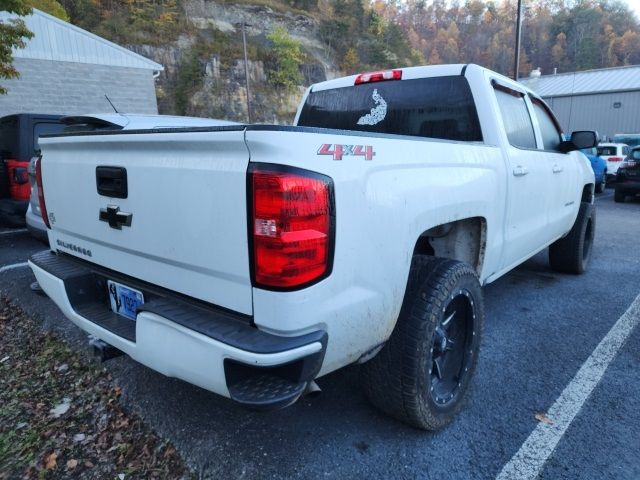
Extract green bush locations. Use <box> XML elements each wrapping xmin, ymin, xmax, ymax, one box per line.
<box><xmin>266</xmin><ymin>26</ymin><xmax>303</xmax><ymax>90</ymax></box>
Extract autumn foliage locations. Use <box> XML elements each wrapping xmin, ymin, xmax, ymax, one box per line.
<box><xmin>371</xmin><ymin>0</ymin><xmax>640</xmax><ymax>77</ymax></box>
<box><xmin>38</xmin><ymin>0</ymin><xmax>640</xmax><ymax>78</ymax></box>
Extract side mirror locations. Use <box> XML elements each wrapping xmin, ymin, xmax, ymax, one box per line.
<box><xmin>559</xmin><ymin>131</ymin><xmax>599</xmax><ymax>153</ymax></box>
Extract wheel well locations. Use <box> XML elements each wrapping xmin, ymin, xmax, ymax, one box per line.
<box><xmin>582</xmin><ymin>184</ymin><xmax>594</xmax><ymax>203</ymax></box>
<box><xmin>412</xmin><ymin>217</ymin><xmax>487</xmax><ymax>275</ymax></box>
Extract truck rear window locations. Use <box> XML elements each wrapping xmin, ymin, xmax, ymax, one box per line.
<box><xmin>297</xmin><ymin>76</ymin><xmax>482</xmax><ymax>142</ymax></box>
<box><xmin>597</xmin><ymin>147</ymin><xmax>617</xmax><ymax>156</ymax></box>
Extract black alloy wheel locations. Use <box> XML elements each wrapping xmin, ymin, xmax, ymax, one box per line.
<box><xmin>361</xmin><ymin>256</ymin><xmax>484</xmax><ymax>430</ymax></box>
<box><xmin>429</xmin><ymin>290</ymin><xmax>476</xmax><ymax>408</ymax></box>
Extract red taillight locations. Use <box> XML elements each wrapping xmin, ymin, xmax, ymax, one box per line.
<box><xmin>609</xmin><ymin>156</ymin><xmax>623</xmax><ymax>162</ymax></box>
<box><xmin>250</xmin><ymin>164</ymin><xmax>334</xmax><ymax>289</ymax></box>
<box><xmin>355</xmin><ymin>69</ymin><xmax>402</xmax><ymax>85</ymax></box>
<box><xmin>35</xmin><ymin>156</ymin><xmax>50</xmax><ymax>228</ymax></box>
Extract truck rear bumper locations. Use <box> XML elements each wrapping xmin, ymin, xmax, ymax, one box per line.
<box><xmin>615</xmin><ymin>180</ymin><xmax>640</xmax><ymax>194</ymax></box>
<box><xmin>29</xmin><ymin>250</ymin><xmax>327</xmax><ymax>409</ymax></box>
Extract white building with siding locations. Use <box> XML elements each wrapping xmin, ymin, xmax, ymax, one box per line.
<box><xmin>520</xmin><ymin>65</ymin><xmax>640</xmax><ymax>140</ymax></box>
<box><xmin>0</xmin><ymin>9</ymin><xmax>163</xmax><ymax>117</ymax></box>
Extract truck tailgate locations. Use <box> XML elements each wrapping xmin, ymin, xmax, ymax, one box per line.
<box><xmin>39</xmin><ymin>128</ymin><xmax>253</xmax><ymax>315</ymax></box>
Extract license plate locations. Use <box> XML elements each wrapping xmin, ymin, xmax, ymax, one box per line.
<box><xmin>107</xmin><ymin>280</ymin><xmax>144</xmax><ymax>321</ymax></box>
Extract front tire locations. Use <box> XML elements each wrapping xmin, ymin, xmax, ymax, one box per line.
<box><xmin>360</xmin><ymin>256</ymin><xmax>484</xmax><ymax>430</ymax></box>
<box><xmin>549</xmin><ymin>201</ymin><xmax>595</xmax><ymax>274</ymax></box>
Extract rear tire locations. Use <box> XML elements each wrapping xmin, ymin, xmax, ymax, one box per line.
<box><xmin>360</xmin><ymin>256</ymin><xmax>483</xmax><ymax>430</ymax></box>
<box><xmin>549</xmin><ymin>201</ymin><xmax>595</xmax><ymax>274</ymax></box>
<box><xmin>614</xmin><ymin>189</ymin><xmax>625</xmax><ymax>203</ymax></box>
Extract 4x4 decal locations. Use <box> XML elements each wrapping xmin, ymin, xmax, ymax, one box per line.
<box><xmin>318</xmin><ymin>144</ymin><xmax>375</xmax><ymax>161</ymax></box>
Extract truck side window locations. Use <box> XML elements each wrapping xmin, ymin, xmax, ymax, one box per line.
<box><xmin>530</xmin><ymin>98</ymin><xmax>562</xmax><ymax>151</ymax></box>
<box><xmin>493</xmin><ymin>87</ymin><xmax>536</xmax><ymax>149</ymax></box>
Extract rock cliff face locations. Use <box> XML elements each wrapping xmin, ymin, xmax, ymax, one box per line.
<box><xmin>130</xmin><ymin>0</ymin><xmax>340</xmax><ymax>124</ymax></box>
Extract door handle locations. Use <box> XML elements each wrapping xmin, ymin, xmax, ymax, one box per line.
<box><xmin>96</xmin><ymin>166</ymin><xmax>128</xmax><ymax>199</ymax></box>
<box><xmin>513</xmin><ymin>166</ymin><xmax>529</xmax><ymax>177</ymax></box>
<box><xmin>552</xmin><ymin>164</ymin><xmax>563</xmax><ymax>173</ymax></box>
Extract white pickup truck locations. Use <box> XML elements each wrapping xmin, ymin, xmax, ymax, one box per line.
<box><xmin>29</xmin><ymin>64</ymin><xmax>597</xmax><ymax>430</ymax></box>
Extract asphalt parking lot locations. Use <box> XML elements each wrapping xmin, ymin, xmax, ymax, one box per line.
<box><xmin>1</xmin><ymin>191</ymin><xmax>639</xmax><ymax>480</ymax></box>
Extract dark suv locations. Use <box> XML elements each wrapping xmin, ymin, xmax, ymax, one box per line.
<box><xmin>0</xmin><ymin>113</ymin><xmax>65</xmax><ymax>227</ymax></box>
<box><xmin>614</xmin><ymin>146</ymin><xmax>640</xmax><ymax>203</ymax></box>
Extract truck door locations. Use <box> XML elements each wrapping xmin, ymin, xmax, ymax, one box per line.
<box><xmin>492</xmin><ymin>83</ymin><xmax>556</xmax><ymax>270</ymax></box>
<box><xmin>528</xmin><ymin>96</ymin><xmax>579</xmax><ymax>238</ymax></box>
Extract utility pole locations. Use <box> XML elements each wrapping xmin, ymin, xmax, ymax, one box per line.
<box><xmin>513</xmin><ymin>0</ymin><xmax>523</xmax><ymax>80</ymax></box>
<box><xmin>240</xmin><ymin>22</ymin><xmax>252</xmax><ymax>124</ymax></box>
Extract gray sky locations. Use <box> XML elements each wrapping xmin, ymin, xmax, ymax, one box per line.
<box><xmin>623</xmin><ymin>0</ymin><xmax>640</xmax><ymax>20</ymax></box>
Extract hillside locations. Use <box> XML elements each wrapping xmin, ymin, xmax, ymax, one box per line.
<box><xmin>42</xmin><ymin>0</ymin><xmax>640</xmax><ymax>123</ymax></box>
<box><xmin>54</xmin><ymin>0</ymin><xmax>422</xmax><ymax>123</ymax></box>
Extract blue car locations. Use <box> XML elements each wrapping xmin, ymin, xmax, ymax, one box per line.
<box><xmin>580</xmin><ymin>147</ymin><xmax>607</xmax><ymax>193</ymax></box>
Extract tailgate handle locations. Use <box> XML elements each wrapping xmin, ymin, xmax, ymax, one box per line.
<box><xmin>96</xmin><ymin>166</ymin><xmax>128</xmax><ymax>199</ymax></box>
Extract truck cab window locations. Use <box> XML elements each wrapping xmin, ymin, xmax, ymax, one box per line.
<box><xmin>531</xmin><ymin>98</ymin><xmax>562</xmax><ymax>151</ymax></box>
<box><xmin>493</xmin><ymin>87</ymin><xmax>536</xmax><ymax>149</ymax></box>
<box><xmin>298</xmin><ymin>76</ymin><xmax>483</xmax><ymax>142</ymax></box>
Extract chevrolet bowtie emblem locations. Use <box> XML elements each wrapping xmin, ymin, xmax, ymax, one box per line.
<box><xmin>99</xmin><ymin>205</ymin><xmax>132</xmax><ymax>230</ymax></box>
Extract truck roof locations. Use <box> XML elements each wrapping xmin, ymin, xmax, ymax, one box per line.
<box><xmin>309</xmin><ymin>63</ymin><xmax>541</xmax><ymax>100</ymax></box>
<box><xmin>311</xmin><ymin>64</ymin><xmax>469</xmax><ymax>92</ymax></box>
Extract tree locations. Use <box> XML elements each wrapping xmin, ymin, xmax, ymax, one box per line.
<box><xmin>620</xmin><ymin>30</ymin><xmax>640</xmax><ymax>65</ymax></box>
<box><xmin>341</xmin><ymin>47</ymin><xmax>359</xmax><ymax>74</ymax></box>
<box><xmin>427</xmin><ymin>47</ymin><xmax>442</xmax><ymax>65</ymax></box>
<box><xmin>0</xmin><ymin>0</ymin><xmax>33</xmax><ymax>95</ymax></box>
<box><xmin>267</xmin><ymin>26</ymin><xmax>303</xmax><ymax>90</ymax></box>
<box><xmin>153</xmin><ymin>0</ymin><xmax>179</xmax><ymax>37</ymax></box>
<box><xmin>26</xmin><ymin>0</ymin><xmax>68</xmax><ymax>20</ymax></box>
<box><xmin>174</xmin><ymin>49</ymin><xmax>202</xmax><ymax>115</ymax></box>
<box><xmin>551</xmin><ymin>32</ymin><xmax>570</xmax><ymax>73</ymax></box>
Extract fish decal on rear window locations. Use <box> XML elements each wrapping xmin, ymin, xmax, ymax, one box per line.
<box><xmin>357</xmin><ymin>89</ymin><xmax>387</xmax><ymax>126</ymax></box>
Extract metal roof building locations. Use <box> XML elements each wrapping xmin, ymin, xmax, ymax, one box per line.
<box><xmin>520</xmin><ymin>65</ymin><xmax>640</xmax><ymax>140</ymax></box>
<box><xmin>0</xmin><ymin>9</ymin><xmax>163</xmax><ymax>117</ymax></box>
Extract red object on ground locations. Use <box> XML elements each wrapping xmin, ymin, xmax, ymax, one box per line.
<box><xmin>5</xmin><ymin>159</ymin><xmax>31</xmax><ymax>200</ymax></box>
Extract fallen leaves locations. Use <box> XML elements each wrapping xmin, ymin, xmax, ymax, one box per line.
<box><xmin>44</xmin><ymin>451</ymin><xmax>57</xmax><ymax>470</ymax></box>
<box><xmin>0</xmin><ymin>295</ymin><xmax>192</xmax><ymax>479</ymax></box>
<box><xmin>49</xmin><ymin>397</ymin><xmax>71</xmax><ymax>418</ymax></box>
<box><xmin>535</xmin><ymin>412</ymin><xmax>554</xmax><ymax>425</ymax></box>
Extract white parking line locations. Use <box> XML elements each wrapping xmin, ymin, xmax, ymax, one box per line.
<box><xmin>0</xmin><ymin>262</ymin><xmax>29</xmax><ymax>273</ymax></box>
<box><xmin>0</xmin><ymin>228</ymin><xmax>28</xmax><ymax>236</ymax></box>
<box><xmin>496</xmin><ymin>293</ymin><xmax>640</xmax><ymax>480</ymax></box>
